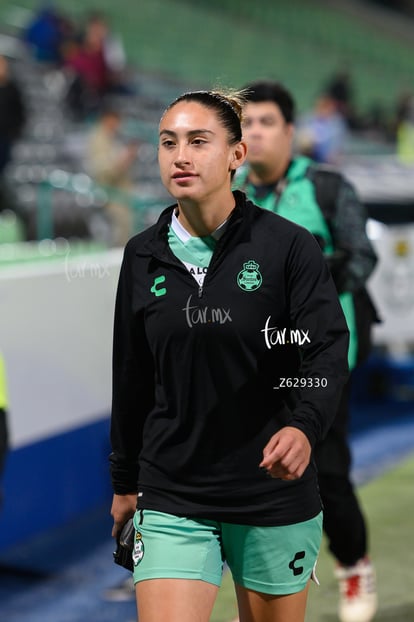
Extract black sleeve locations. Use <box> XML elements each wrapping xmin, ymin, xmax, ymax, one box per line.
<box><xmin>0</xmin><ymin>407</ymin><xmax>8</xmax><ymax>476</ymax></box>
<box><xmin>10</xmin><ymin>82</ymin><xmax>26</xmax><ymax>138</ymax></box>
<box><xmin>284</xmin><ymin>229</ymin><xmax>350</xmax><ymax>447</ymax></box>
<box><xmin>109</xmin><ymin>243</ymin><xmax>155</xmax><ymax>495</ymax></box>
<box><xmin>330</xmin><ymin>178</ymin><xmax>377</xmax><ymax>293</ymax></box>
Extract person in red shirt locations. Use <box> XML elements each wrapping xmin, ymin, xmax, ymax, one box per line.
<box><xmin>64</xmin><ymin>17</ymin><xmax>110</xmax><ymax>119</ymax></box>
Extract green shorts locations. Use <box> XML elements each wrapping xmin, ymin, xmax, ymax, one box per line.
<box><xmin>132</xmin><ymin>509</ymin><xmax>322</xmax><ymax>595</ymax></box>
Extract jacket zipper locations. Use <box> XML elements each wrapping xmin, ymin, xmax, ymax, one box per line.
<box><xmin>146</xmin><ymin>249</ymin><xmax>206</xmax><ymax>299</ymax></box>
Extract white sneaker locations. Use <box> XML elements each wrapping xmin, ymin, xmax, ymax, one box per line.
<box><xmin>335</xmin><ymin>557</ymin><xmax>377</xmax><ymax>622</ymax></box>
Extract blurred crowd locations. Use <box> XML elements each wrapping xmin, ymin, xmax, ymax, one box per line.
<box><xmin>0</xmin><ymin>4</ymin><xmax>143</xmax><ymax>247</ymax></box>
<box><xmin>295</xmin><ymin>67</ymin><xmax>414</xmax><ymax>166</ymax></box>
<box><xmin>1</xmin><ymin>3</ymin><xmax>414</xmax><ymax>248</ymax></box>
<box><xmin>23</xmin><ymin>5</ymin><xmax>133</xmax><ymax>119</ymax></box>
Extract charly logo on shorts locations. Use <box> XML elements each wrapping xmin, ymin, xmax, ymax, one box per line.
<box><xmin>289</xmin><ymin>550</ymin><xmax>305</xmax><ymax>576</ymax></box>
<box><xmin>133</xmin><ymin>531</ymin><xmax>145</xmax><ymax>566</ymax></box>
<box><xmin>237</xmin><ymin>260</ymin><xmax>262</xmax><ymax>292</ymax></box>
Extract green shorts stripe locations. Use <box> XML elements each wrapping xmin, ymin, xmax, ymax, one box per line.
<box><xmin>132</xmin><ymin>510</ymin><xmax>322</xmax><ymax>595</ymax></box>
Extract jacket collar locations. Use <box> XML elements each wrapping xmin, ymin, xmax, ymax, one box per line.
<box><xmin>138</xmin><ymin>190</ymin><xmax>253</xmax><ymax>259</ymax></box>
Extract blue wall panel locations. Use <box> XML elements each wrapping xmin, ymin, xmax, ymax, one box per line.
<box><xmin>0</xmin><ymin>416</ymin><xmax>113</xmax><ymax>552</ymax></box>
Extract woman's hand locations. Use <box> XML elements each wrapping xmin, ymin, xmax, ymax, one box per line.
<box><xmin>110</xmin><ymin>492</ymin><xmax>138</xmax><ymax>538</ymax></box>
<box><xmin>259</xmin><ymin>426</ymin><xmax>311</xmax><ymax>480</ymax></box>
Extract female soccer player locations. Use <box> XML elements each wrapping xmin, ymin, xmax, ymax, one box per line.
<box><xmin>109</xmin><ymin>89</ymin><xmax>349</xmax><ymax>622</ymax></box>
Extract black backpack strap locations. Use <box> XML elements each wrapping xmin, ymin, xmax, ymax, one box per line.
<box><xmin>306</xmin><ymin>165</ymin><xmax>342</xmax><ymax>237</ymax></box>
<box><xmin>307</xmin><ymin>164</ymin><xmax>380</xmax><ymax>365</ymax></box>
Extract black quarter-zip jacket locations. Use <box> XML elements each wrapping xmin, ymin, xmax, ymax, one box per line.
<box><xmin>110</xmin><ymin>191</ymin><xmax>349</xmax><ymax>526</ymax></box>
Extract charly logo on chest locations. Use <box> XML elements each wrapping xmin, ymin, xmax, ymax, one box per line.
<box><xmin>150</xmin><ymin>275</ymin><xmax>167</xmax><ymax>297</ymax></box>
